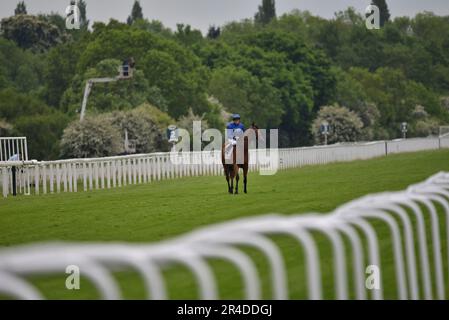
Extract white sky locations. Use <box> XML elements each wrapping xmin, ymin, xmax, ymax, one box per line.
<box><xmin>1</xmin><ymin>0</ymin><xmax>448</xmax><ymax>33</ymax></box>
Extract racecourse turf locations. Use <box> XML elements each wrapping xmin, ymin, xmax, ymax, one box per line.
<box><xmin>0</xmin><ymin>149</ymin><xmax>449</xmax><ymax>299</ymax></box>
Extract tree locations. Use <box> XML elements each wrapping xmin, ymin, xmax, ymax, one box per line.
<box><xmin>0</xmin><ymin>38</ymin><xmax>46</xmax><ymax>93</ymax></box>
<box><xmin>60</xmin><ymin>104</ymin><xmax>173</xmax><ymax>158</ymax></box>
<box><xmin>132</xmin><ymin>19</ymin><xmax>172</xmax><ymax>37</ymax></box>
<box><xmin>110</xmin><ymin>104</ymin><xmax>172</xmax><ymax>153</ymax></box>
<box><xmin>60</xmin><ymin>115</ymin><xmax>124</xmax><ymax>158</ymax></box>
<box><xmin>0</xmin><ymin>88</ymin><xmax>68</xmax><ymax>159</ymax></box>
<box><xmin>413</xmin><ymin>118</ymin><xmax>440</xmax><ymax>137</ymax></box>
<box><xmin>177</xmin><ymin>108</ymin><xmax>209</xmax><ymax>149</ymax></box>
<box><xmin>61</xmin><ymin>58</ymin><xmax>152</xmax><ymax>115</ymax></box>
<box><xmin>371</xmin><ymin>0</ymin><xmax>391</xmax><ymax>27</ymax></box>
<box><xmin>0</xmin><ymin>88</ymin><xmax>50</xmax><ymax>121</ymax></box>
<box><xmin>14</xmin><ymin>1</ymin><xmax>27</xmax><ymax>15</ymax></box>
<box><xmin>209</xmin><ymin>66</ymin><xmax>283</xmax><ymax>129</ymax></box>
<box><xmin>78</xmin><ymin>0</ymin><xmax>89</xmax><ymax>30</ymax></box>
<box><xmin>127</xmin><ymin>0</ymin><xmax>144</xmax><ymax>25</ymax></box>
<box><xmin>0</xmin><ymin>15</ymin><xmax>63</xmax><ymax>52</ymax></box>
<box><xmin>255</xmin><ymin>0</ymin><xmax>276</xmax><ymax>25</ymax></box>
<box><xmin>76</xmin><ymin>22</ymin><xmax>210</xmax><ymax>119</ymax></box>
<box><xmin>312</xmin><ymin>105</ymin><xmax>364</xmax><ymax>145</ymax></box>
<box><xmin>44</xmin><ymin>41</ymin><xmax>84</xmax><ymax>108</ymax></box>
<box><xmin>38</xmin><ymin>13</ymin><xmax>67</xmax><ymax>34</ymax></box>
<box><xmin>175</xmin><ymin>24</ymin><xmax>204</xmax><ymax>47</ymax></box>
<box><xmin>207</xmin><ymin>26</ymin><xmax>221</xmax><ymax>39</ymax></box>
<box><xmin>15</xmin><ymin>112</ymin><xmax>69</xmax><ymax>160</ymax></box>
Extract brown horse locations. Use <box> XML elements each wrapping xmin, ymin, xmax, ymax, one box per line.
<box><xmin>221</xmin><ymin>124</ymin><xmax>260</xmax><ymax>194</ymax></box>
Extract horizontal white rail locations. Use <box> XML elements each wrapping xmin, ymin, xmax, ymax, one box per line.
<box><xmin>386</xmin><ymin>137</ymin><xmax>440</xmax><ymax>154</ymax></box>
<box><xmin>0</xmin><ymin>171</ymin><xmax>448</xmax><ymax>300</ymax></box>
<box><xmin>1</xmin><ymin>136</ymin><xmax>448</xmax><ymax>198</ymax></box>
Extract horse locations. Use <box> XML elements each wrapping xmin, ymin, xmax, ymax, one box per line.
<box><xmin>221</xmin><ymin>123</ymin><xmax>260</xmax><ymax>195</ymax></box>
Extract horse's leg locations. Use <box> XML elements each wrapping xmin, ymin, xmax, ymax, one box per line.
<box><xmin>235</xmin><ymin>167</ymin><xmax>240</xmax><ymax>195</ymax></box>
<box><xmin>243</xmin><ymin>165</ymin><xmax>248</xmax><ymax>194</ymax></box>
<box><xmin>243</xmin><ymin>137</ymin><xmax>249</xmax><ymax>194</ymax></box>
<box><xmin>230</xmin><ymin>173</ymin><xmax>234</xmax><ymax>195</ymax></box>
<box><xmin>225</xmin><ymin>168</ymin><xmax>232</xmax><ymax>194</ymax></box>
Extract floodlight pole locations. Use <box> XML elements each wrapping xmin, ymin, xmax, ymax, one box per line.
<box><xmin>167</xmin><ymin>125</ymin><xmax>179</xmax><ymax>152</ymax></box>
<box><xmin>79</xmin><ymin>65</ymin><xmax>134</xmax><ymax>122</ymax></box>
<box><xmin>80</xmin><ymin>77</ymin><xmax>118</xmax><ymax>122</ymax></box>
<box><xmin>321</xmin><ymin>121</ymin><xmax>330</xmax><ymax>146</ymax></box>
<box><xmin>401</xmin><ymin>122</ymin><xmax>408</xmax><ymax>140</ymax></box>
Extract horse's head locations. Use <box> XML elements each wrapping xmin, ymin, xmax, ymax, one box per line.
<box><xmin>244</xmin><ymin>122</ymin><xmax>264</xmax><ymax>144</ymax></box>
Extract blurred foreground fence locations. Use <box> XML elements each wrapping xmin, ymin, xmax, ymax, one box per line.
<box><xmin>1</xmin><ymin>135</ymin><xmax>449</xmax><ymax>198</ymax></box>
<box><xmin>0</xmin><ymin>171</ymin><xmax>448</xmax><ymax>300</ymax></box>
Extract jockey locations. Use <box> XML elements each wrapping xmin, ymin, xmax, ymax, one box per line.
<box><xmin>225</xmin><ymin>114</ymin><xmax>245</xmax><ymax>159</ymax></box>
<box><xmin>227</xmin><ymin>114</ymin><xmax>245</xmax><ymax>145</ymax></box>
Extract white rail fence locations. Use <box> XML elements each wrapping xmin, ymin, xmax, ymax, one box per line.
<box><xmin>1</xmin><ymin>135</ymin><xmax>448</xmax><ymax>198</ymax></box>
<box><xmin>0</xmin><ymin>171</ymin><xmax>448</xmax><ymax>300</ymax></box>
<box><xmin>0</xmin><ymin>137</ymin><xmax>28</xmax><ymax>162</ymax></box>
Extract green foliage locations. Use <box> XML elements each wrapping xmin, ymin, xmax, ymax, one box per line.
<box><xmin>0</xmin><ymin>14</ymin><xmax>64</xmax><ymax>52</ymax></box>
<box><xmin>44</xmin><ymin>41</ymin><xmax>84</xmax><ymax>108</ymax></box>
<box><xmin>177</xmin><ymin>108</ymin><xmax>209</xmax><ymax>138</ymax></box>
<box><xmin>209</xmin><ymin>66</ymin><xmax>283</xmax><ymax>129</ymax></box>
<box><xmin>207</xmin><ymin>26</ymin><xmax>221</xmax><ymax>39</ymax></box>
<box><xmin>77</xmin><ymin>0</ymin><xmax>89</xmax><ymax>30</ymax></box>
<box><xmin>61</xmin><ymin>58</ymin><xmax>152</xmax><ymax>114</ymax></box>
<box><xmin>371</xmin><ymin>0</ymin><xmax>391</xmax><ymax>27</ymax></box>
<box><xmin>0</xmin><ymin>88</ymin><xmax>50</xmax><ymax>121</ymax></box>
<box><xmin>142</xmin><ymin>49</ymin><xmax>191</xmax><ymax>115</ymax></box>
<box><xmin>204</xmin><ymin>97</ymin><xmax>226</xmax><ymax>130</ymax></box>
<box><xmin>127</xmin><ymin>0</ymin><xmax>144</xmax><ymax>26</ymax></box>
<box><xmin>175</xmin><ymin>24</ymin><xmax>204</xmax><ymax>47</ymax></box>
<box><xmin>14</xmin><ymin>1</ymin><xmax>27</xmax><ymax>15</ymax></box>
<box><xmin>135</xmin><ymin>103</ymin><xmax>176</xmax><ymax>130</ymax></box>
<box><xmin>199</xmin><ymin>27</ymin><xmax>335</xmax><ymax>145</ymax></box>
<box><xmin>0</xmin><ymin>38</ymin><xmax>46</xmax><ymax>93</ymax></box>
<box><xmin>0</xmin><ymin>88</ymin><xmax>68</xmax><ymax>159</ymax></box>
<box><xmin>131</xmin><ymin>19</ymin><xmax>172</xmax><ymax>38</ymax></box>
<box><xmin>347</xmin><ymin>67</ymin><xmax>447</xmax><ymax>137</ymax></box>
<box><xmin>413</xmin><ymin>118</ymin><xmax>440</xmax><ymax>137</ymax></box>
<box><xmin>77</xmin><ymin>22</ymin><xmax>209</xmax><ymax>119</ymax></box>
<box><xmin>37</xmin><ymin>13</ymin><xmax>67</xmax><ymax>35</ymax></box>
<box><xmin>409</xmin><ymin>105</ymin><xmax>442</xmax><ymax>137</ymax></box>
<box><xmin>14</xmin><ymin>112</ymin><xmax>69</xmax><ymax>160</ymax></box>
<box><xmin>255</xmin><ymin>0</ymin><xmax>276</xmax><ymax>25</ymax></box>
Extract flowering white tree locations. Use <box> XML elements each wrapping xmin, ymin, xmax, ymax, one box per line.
<box><xmin>312</xmin><ymin>105</ymin><xmax>364</xmax><ymax>145</ymax></box>
<box><xmin>60</xmin><ymin>114</ymin><xmax>124</xmax><ymax>158</ymax></box>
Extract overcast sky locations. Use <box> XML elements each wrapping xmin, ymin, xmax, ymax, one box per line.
<box><xmin>1</xmin><ymin>0</ymin><xmax>449</xmax><ymax>33</ymax></box>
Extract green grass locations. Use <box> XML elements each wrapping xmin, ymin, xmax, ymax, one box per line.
<box><xmin>1</xmin><ymin>149</ymin><xmax>449</xmax><ymax>300</ymax></box>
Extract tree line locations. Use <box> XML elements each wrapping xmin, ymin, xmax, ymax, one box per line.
<box><xmin>0</xmin><ymin>0</ymin><xmax>448</xmax><ymax>159</ymax></box>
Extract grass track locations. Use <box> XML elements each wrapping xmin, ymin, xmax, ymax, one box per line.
<box><xmin>1</xmin><ymin>149</ymin><xmax>449</xmax><ymax>299</ymax></box>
